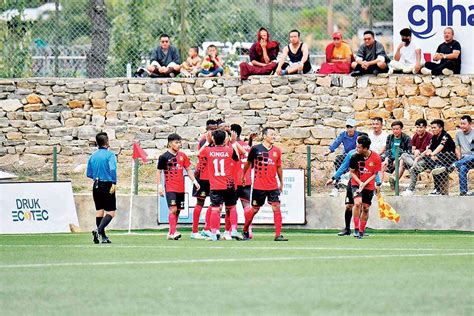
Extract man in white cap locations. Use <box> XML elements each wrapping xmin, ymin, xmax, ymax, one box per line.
<box><xmin>324</xmin><ymin>118</ymin><xmax>360</xmax><ymax>196</ymax></box>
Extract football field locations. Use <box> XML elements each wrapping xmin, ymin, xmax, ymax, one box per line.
<box><xmin>1</xmin><ymin>231</ymin><xmax>473</xmax><ymax>315</ymax></box>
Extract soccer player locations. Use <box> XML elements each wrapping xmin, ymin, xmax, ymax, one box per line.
<box><xmin>158</xmin><ymin>134</ymin><xmax>200</xmax><ymax>240</ymax></box>
<box><xmin>230</xmin><ymin>124</ymin><xmax>257</xmax><ymax>238</ymax></box>
<box><xmin>199</xmin><ymin>130</ymin><xmax>241</xmax><ymax>241</ymax></box>
<box><xmin>87</xmin><ymin>132</ymin><xmax>117</xmax><ymax>244</ymax></box>
<box><xmin>349</xmin><ymin>135</ymin><xmax>382</xmax><ymax>239</ymax></box>
<box><xmin>326</xmin><ymin>133</ymin><xmax>382</xmax><ymax>236</ymax></box>
<box><xmin>241</xmin><ymin>127</ymin><xmax>288</xmax><ymax>241</ymax></box>
<box><xmin>191</xmin><ymin>119</ymin><xmax>217</xmax><ymax>239</ymax></box>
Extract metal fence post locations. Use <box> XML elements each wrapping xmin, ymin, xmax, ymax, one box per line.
<box><xmin>306</xmin><ymin>145</ymin><xmax>312</xmax><ymax>196</ymax></box>
<box><xmin>133</xmin><ymin>158</ymin><xmax>139</xmax><ymax>195</ymax></box>
<box><xmin>394</xmin><ymin>143</ymin><xmax>400</xmax><ymax>196</ymax></box>
<box><xmin>53</xmin><ymin>146</ymin><xmax>58</xmax><ymax>181</ymax></box>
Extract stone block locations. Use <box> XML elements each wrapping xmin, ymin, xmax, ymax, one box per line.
<box><xmin>36</xmin><ymin>119</ymin><xmax>62</xmax><ymax>129</ymax></box>
<box><xmin>310</xmin><ymin>126</ymin><xmax>336</xmax><ymax>139</ymax></box>
<box><xmin>128</xmin><ymin>83</ymin><xmax>143</xmax><ymax>94</ymax></box>
<box><xmin>91</xmin><ymin>99</ymin><xmax>107</xmax><ymax>109</ymax></box>
<box><xmin>27</xmin><ymin>94</ymin><xmax>42</xmax><ymax>104</ymax></box>
<box><xmin>366</xmin><ymin>99</ymin><xmax>379</xmax><ymax>110</ymax></box>
<box><xmin>24</xmin><ymin>104</ymin><xmax>43</xmax><ymax>112</ymax></box>
<box><xmin>280</xmin><ymin>128</ymin><xmax>311</xmax><ymax>139</ymax></box>
<box><xmin>408</xmin><ymin>96</ymin><xmax>428</xmax><ymax>106</ymax></box>
<box><xmin>0</xmin><ymin>99</ymin><xmax>23</xmax><ymax>112</ymax></box>
<box><xmin>428</xmin><ymin>97</ymin><xmax>447</xmax><ymax>109</ymax></box>
<box><xmin>419</xmin><ymin>83</ymin><xmax>436</xmax><ymax>96</ymax></box>
<box><xmin>122</xmin><ymin>101</ymin><xmax>142</xmax><ymax>112</ymax></box>
<box><xmin>249</xmin><ymin>100</ymin><xmax>266</xmax><ymax>109</ymax></box>
<box><xmin>435</xmin><ymin>87</ymin><xmax>450</xmax><ymax>97</ymax></box>
<box><xmin>168</xmin><ymin>82</ymin><xmax>184</xmax><ymax>95</ymax></box>
<box><xmin>69</xmin><ymin>100</ymin><xmax>85</xmax><ymax>109</ymax></box>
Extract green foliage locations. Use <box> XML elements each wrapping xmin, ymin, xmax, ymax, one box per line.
<box><xmin>0</xmin><ymin>2</ymin><xmax>33</xmax><ymax>78</ymax></box>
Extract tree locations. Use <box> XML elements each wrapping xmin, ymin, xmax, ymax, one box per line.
<box><xmin>86</xmin><ymin>0</ymin><xmax>110</xmax><ymax>77</ymax></box>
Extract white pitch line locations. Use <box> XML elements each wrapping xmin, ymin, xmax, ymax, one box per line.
<box><xmin>0</xmin><ymin>244</ymin><xmax>473</xmax><ymax>252</ymax></box>
<box><xmin>0</xmin><ymin>252</ymin><xmax>472</xmax><ymax>269</ymax></box>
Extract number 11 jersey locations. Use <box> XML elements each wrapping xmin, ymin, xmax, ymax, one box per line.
<box><xmin>201</xmin><ymin>145</ymin><xmax>240</xmax><ymax>190</ymax></box>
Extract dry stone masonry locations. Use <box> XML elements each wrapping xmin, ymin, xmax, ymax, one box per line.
<box><xmin>0</xmin><ymin>75</ymin><xmax>472</xmax><ymax>184</ymax></box>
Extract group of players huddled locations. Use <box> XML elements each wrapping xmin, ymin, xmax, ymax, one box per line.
<box><xmin>157</xmin><ymin>119</ymin><xmax>288</xmax><ymax>242</ymax></box>
<box><xmin>88</xmin><ymin>118</ymin><xmax>381</xmax><ymax>243</ymax></box>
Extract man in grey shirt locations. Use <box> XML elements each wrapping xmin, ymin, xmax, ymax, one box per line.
<box><xmin>351</xmin><ymin>30</ymin><xmax>389</xmax><ymax>76</ymax></box>
<box><xmin>453</xmin><ymin>115</ymin><xmax>473</xmax><ymax>195</ymax></box>
<box><xmin>146</xmin><ymin>34</ymin><xmax>181</xmax><ymax>77</ymax></box>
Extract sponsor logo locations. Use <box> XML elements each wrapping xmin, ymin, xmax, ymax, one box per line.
<box><xmin>408</xmin><ymin>0</ymin><xmax>474</xmax><ymax>39</ymax></box>
<box><xmin>12</xmin><ymin>198</ymin><xmax>49</xmax><ymax>222</ymax></box>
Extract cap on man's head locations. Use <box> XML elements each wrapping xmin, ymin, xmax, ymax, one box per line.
<box><xmin>346</xmin><ymin>118</ymin><xmax>356</xmax><ymax>127</ymax></box>
<box><xmin>332</xmin><ymin>32</ymin><xmax>342</xmax><ymax>39</ymax></box>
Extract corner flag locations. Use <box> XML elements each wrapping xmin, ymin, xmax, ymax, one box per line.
<box><xmin>132</xmin><ymin>142</ymin><xmax>148</xmax><ymax>163</ymax></box>
<box><xmin>377</xmin><ymin>193</ymin><xmax>400</xmax><ymax>223</ymax></box>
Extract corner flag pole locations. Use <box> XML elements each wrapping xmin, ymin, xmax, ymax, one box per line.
<box><xmin>127</xmin><ymin>158</ymin><xmax>136</xmax><ymax>234</ymax></box>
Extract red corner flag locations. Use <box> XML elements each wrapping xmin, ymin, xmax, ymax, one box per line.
<box><xmin>132</xmin><ymin>142</ymin><xmax>148</xmax><ymax>163</ymax></box>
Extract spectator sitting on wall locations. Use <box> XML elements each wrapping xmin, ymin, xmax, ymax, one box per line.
<box><xmin>399</xmin><ymin>118</ymin><xmax>433</xmax><ymax>182</ymax></box>
<box><xmin>421</xmin><ymin>27</ymin><xmax>461</xmax><ymax>76</ymax></box>
<box><xmin>239</xmin><ymin>27</ymin><xmax>280</xmax><ymax>80</ymax></box>
<box><xmin>402</xmin><ymin>119</ymin><xmax>457</xmax><ymax>196</ymax></box>
<box><xmin>323</xmin><ymin>118</ymin><xmax>360</xmax><ymax>196</ymax></box>
<box><xmin>275</xmin><ymin>29</ymin><xmax>312</xmax><ymax>75</ymax></box>
<box><xmin>351</xmin><ymin>30</ymin><xmax>389</xmax><ymax>76</ymax></box>
<box><xmin>318</xmin><ymin>31</ymin><xmax>353</xmax><ymax>75</ymax></box>
<box><xmin>180</xmin><ymin>46</ymin><xmax>202</xmax><ymax>78</ymax></box>
<box><xmin>381</xmin><ymin>120</ymin><xmax>412</xmax><ymax>189</ymax></box>
<box><xmin>199</xmin><ymin>45</ymin><xmax>224</xmax><ymax>77</ymax></box>
<box><xmin>389</xmin><ymin>28</ymin><xmax>424</xmax><ymax>74</ymax></box>
<box><xmin>146</xmin><ymin>34</ymin><xmax>181</xmax><ymax>77</ymax></box>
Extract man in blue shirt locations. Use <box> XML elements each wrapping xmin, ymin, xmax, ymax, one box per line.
<box><xmin>326</xmin><ymin>132</ymin><xmax>382</xmax><ymax>236</ymax></box>
<box><xmin>87</xmin><ymin>132</ymin><xmax>117</xmax><ymax>244</ymax></box>
<box><xmin>324</xmin><ymin>118</ymin><xmax>360</xmax><ymax>196</ymax></box>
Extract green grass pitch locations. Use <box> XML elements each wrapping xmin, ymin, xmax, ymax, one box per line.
<box><xmin>1</xmin><ymin>231</ymin><xmax>473</xmax><ymax>315</ymax></box>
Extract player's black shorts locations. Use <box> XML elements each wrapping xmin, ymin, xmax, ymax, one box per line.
<box><xmin>351</xmin><ymin>186</ymin><xmax>374</xmax><ymax>206</ymax></box>
<box><xmin>192</xmin><ymin>179</ymin><xmax>210</xmax><ymax>199</ymax></box>
<box><xmin>92</xmin><ymin>181</ymin><xmax>116</xmax><ymax>212</ymax></box>
<box><xmin>237</xmin><ymin>185</ymin><xmax>251</xmax><ymax>202</ymax></box>
<box><xmin>210</xmin><ymin>189</ymin><xmax>237</xmax><ymax>207</ymax></box>
<box><xmin>345</xmin><ymin>182</ymin><xmax>354</xmax><ymax>205</ymax></box>
<box><xmin>165</xmin><ymin>192</ymin><xmax>185</xmax><ymax>210</ymax></box>
<box><xmin>251</xmin><ymin>189</ymin><xmax>280</xmax><ymax>207</ymax></box>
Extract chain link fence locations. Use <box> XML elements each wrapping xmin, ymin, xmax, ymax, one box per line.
<box><xmin>1</xmin><ymin>0</ymin><xmax>394</xmax><ymax>78</ymax></box>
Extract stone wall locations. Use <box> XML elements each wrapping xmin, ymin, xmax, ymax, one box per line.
<box><xmin>0</xmin><ymin>75</ymin><xmax>473</xmax><ymax>185</ymax></box>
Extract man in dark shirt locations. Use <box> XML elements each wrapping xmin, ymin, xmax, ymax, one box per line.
<box><xmin>351</xmin><ymin>30</ymin><xmax>390</xmax><ymax>76</ymax></box>
<box><xmin>86</xmin><ymin>132</ymin><xmax>117</xmax><ymax>244</ymax></box>
<box><xmin>421</xmin><ymin>27</ymin><xmax>461</xmax><ymax>76</ymax></box>
<box><xmin>146</xmin><ymin>34</ymin><xmax>181</xmax><ymax>77</ymax></box>
<box><xmin>403</xmin><ymin>119</ymin><xmax>456</xmax><ymax>196</ymax></box>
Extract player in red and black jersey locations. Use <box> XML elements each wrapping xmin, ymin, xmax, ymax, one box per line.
<box><xmin>229</xmin><ymin>124</ymin><xmax>257</xmax><ymax>237</ymax></box>
<box><xmin>349</xmin><ymin>135</ymin><xmax>382</xmax><ymax>239</ymax></box>
<box><xmin>158</xmin><ymin>134</ymin><xmax>200</xmax><ymax>240</ymax></box>
<box><xmin>242</xmin><ymin>127</ymin><xmax>288</xmax><ymax>241</ymax></box>
<box><xmin>199</xmin><ymin>129</ymin><xmax>241</xmax><ymax>241</ymax></box>
<box><xmin>191</xmin><ymin>120</ymin><xmax>217</xmax><ymax>239</ymax></box>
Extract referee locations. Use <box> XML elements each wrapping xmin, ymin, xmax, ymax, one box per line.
<box><xmin>86</xmin><ymin>132</ymin><xmax>117</xmax><ymax>244</ymax></box>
